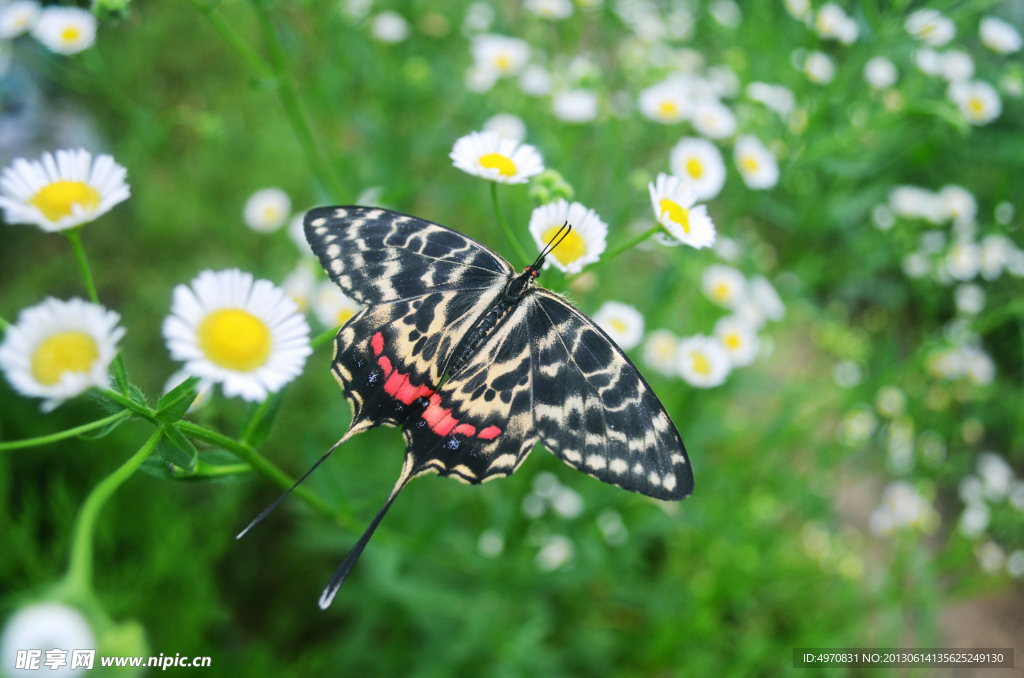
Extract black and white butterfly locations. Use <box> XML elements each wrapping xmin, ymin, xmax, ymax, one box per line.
<box><xmin>239</xmin><ymin>206</ymin><xmax>692</xmax><ymax>609</ymax></box>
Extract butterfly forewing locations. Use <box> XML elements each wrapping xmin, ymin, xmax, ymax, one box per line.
<box><xmin>528</xmin><ymin>290</ymin><xmax>693</xmax><ymax>500</ymax></box>
<box><xmin>401</xmin><ymin>301</ymin><xmax>538</xmax><ymax>483</ymax></box>
<box><xmin>305</xmin><ymin>206</ymin><xmax>514</xmax><ymax>306</ymax></box>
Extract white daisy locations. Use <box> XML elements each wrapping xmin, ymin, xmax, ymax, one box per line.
<box><xmin>980</xmin><ymin>234</ymin><xmax>1013</xmax><ymax>280</ymax></box>
<box><xmin>0</xmin><ymin>149</ymin><xmax>129</xmax><ymax>232</ymax></box>
<box><xmin>472</xmin><ymin>34</ymin><xmax>530</xmax><ymax>77</ymax></box>
<box><xmin>449</xmin><ymin>130</ymin><xmax>544</xmax><ymax>184</ymax></box>
<box><xmin>940</xmin><ymin>185</ymin><xmax>976</xmax><ymax>224</ymax></box>
<box><xmin>243</xmin><ymin>187</ymin><xmax>290</xmax><ymax>233</ymax></box>
<box><xmin>676</xmin><ymin>335</ymin><xmax>731</xmax><ymax>388</ymax></box>
<box><xmin>954</xmin><ymin>284</ymin><xmax>985</xmax><ymax>316</ymax></box>
<box><xmin>483</xmin><ymin>113</ymin><xmax>527</xmax><ymax>142</ymax></box>
<box><xmin>914</xmin><ymin>47</ymin><xmax>945</xmax><ymax>75</ymax></box>
<box><xmin>948</xmin><ymin>80</ymin><xmax>1002</xmax><ymax>125</ymax></box>
<box><xmin>552</xmin><ymin>89</ymin><xmax>599</xmax><ymax>123</ymax></box>
<box><xmin>889</xmin><ymin>186</ymin><xmax>945</xmax><ymax>222</ymax></box>
<box><xmin>784</xmin><ymin>0</ymin><xmax>811</xmax><ymax>21</ymax></box>
<box><xmin>0</xmin><ymin>603</ymin><xmax>96</xmax><ymax>673</ymax></box>
<box><xmin>941</xmin><ymin>50</ymin><xmax>974</xmax><ymax>83</ymax></box>
<box><xmin>288</xmin><ymin>212</ymin><xmax>315</xmax><ymax>257</ymax></box>
<box><xmin>647</xmin><ymin>173</ymin><xmax>715</xmax><ymax>249</ymax></box>
<box><xmin>528</xmin><ymin>199</ymin><xmax>607</xmax><ymax>274</ymax></box>
<box><xmin>525</xmin><ymin>0</ymin><xmax>573</xmax><ymax>20</ymax></box>
<box><xmin>803</xmin><ymin>51</ymin><xmax>835</xmax><ymax>84</ymax></box>
<box><xmin>749</xmin><ymin>275</ymin><xmax>785</xmax><ymax>321</ymax></box>
<box><xmin>281</xmin><ymin>263</ymin><xmax>317</xmax><ymax>312</ymax></box>
<box><xmin>905</xmin><ymin>8</ymin><xmax>955</xmax><ymax>47</ymax></box>
<box><xmin>163</xmin><ymin>369</ymin><xmax>214</xmax><ymax>413</ymax></box>
<box><xmin>714</xmin><ymin>315</ymin><xmax>760</xmax><ymax>367</ymax></box>
<box><xmin>0</xmin><ymin>1</ymin><xmax>40</xmax><ymax>38</ymax></box>
<box><xmin>946</xmin><ymin>241</ymin><xmax>980</xmax><ymax>280</ymax></box>
<box><xmin>708</xmin><ymin>0</ymin><xmax>741</xmax><ymax>28</ymax></box>
<box><xmin>314</xmin><ymin>281</ymin><xmax>364</xmax><ymax>328</ymax></box>
<box><xmin>593</xmin><ymin>301</ymin><xmax>644</xmax><ymax>351</ymax></box>
<box><xmin>745</xmin><ymin>82</ymin><xmax>795</xmax><ymax>118</ymax></box>
<box><xmin>734</xmin><ymin>135</ymin><xmax>779</xmax><ymax>190</ymax></box>
<box><xmin>464</xmin><ymin>64</ymin><xmax>499</xmax><ymax>93</ymax></box>
<box><xmin>864</xmin><ymin>57</ymin><xmax>898</xmax><ymax>89</ymax></box>
<box><xmin>519</xmin><ymin>64</ymin><xmax>553</xmax><ymax>96</ymax></box>
<box><xmin>814</xmin><ymin>4</ymin><xmax>858</xmax><ymax>44</ymax></box>
<box><xmin>162</xmin><ymin>269</ymin><xmax>312</xmax><ymax>402</ymax></box>
<box><xmin>702</xmin><ymin>264</ymin><xmax>746</xmax><ymax>309</ymax></box>
<box><xmin>31</xmin><ymin>6</ymin><xmax>96</xmax><ymax>55</ymax></box>
<box><xmin>370</xmin><ymin>11</ymin><xmax>409</xmax><ymax>42</ymax></box>
<box><xmin>669</xmin><ymin>137</ymin><xmax>726</xmax><ymax>201</ymax></box>
<box><xmin>980</xmin><ymin>17</ymin><xmax>1022</xmax><ymax>55</ymax></box>
<box><xmin>642</xmin><ymin>329</ymin><xmax>679</xmax><ymax>377</ymax></box>
<box><xmin>638</xmin><ymin>81</ymin><xmax>690</xmax><ymax>124</ymax></box>
<box><xmin>0</xmin><ymin>298</ymin><xmax>124</xmax><ymax>412</ymax></box>
<box><xmin>690</xmin><ymin>99</ymin><xmax>737</xmax><ymax>139</ymax></box>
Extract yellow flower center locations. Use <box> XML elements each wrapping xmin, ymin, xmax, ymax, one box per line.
<box><xmin>657</xmin><ymin>100</ymin><xmax>679</xmax><ymax>119</ymax></box>
<box><xmin>740</xmin><ymin>155</ymin><xmax>759</xmax><ymax>173</ymax></box>
<box><xmin>724</xmin><ymin>332</ymin><xmax>741</xmax><ymax>349</ymax></box>
<box><xmin>495</xmin><ymin>54</ymin><xmax>512</xmax><ymax>72</ymax></box>
<box><xmin>336</xmin><ymin>307</ymin><xmax>356</xmax><ymax>326</ymax></box>
<box><xmin>685</xmin><ymin>157</ymin><xmax>704</xmax><ymax>179</ymax></box>
<box><xmin>542</xmin><ymin>225</ymin><xmax>587</xmax><ymax>265</ymax></box>
<box><xmin>659</xmin><ymin>198</ymin><xmax>690</xmax><ymax>233</ymax></box>
<box><xmin>479</xmin><ymin>153</ymin><xmax>517</xmax><ymax>177</ymax></box>
<box><xmin>198</xmin><ymin>309</ymin><xmax>272</xmax><ymax>371</ymax></box>
<box><xmin>29</xmin><ymin>181</ymin><xmax>101</xmax><ymax>222</ymax></box>
<box><xmin>712</xmin><ymin>282</ymin><xmax>732</xmax><ymax>302</ymax></box>
<box><xmin>967</xmin><ymin>97</ymin><xmax>984</xmax><ymax>115</ymax></box>
<box><xmin>691</xmin><ymin>352</ymin><xmax>712</xmax><ymax>376</ymax></box>
<box><xmin>919</xmin><ymin>23</ymin><xmax>935</xmax><ymax>37</ymax></box>
<box><xmin>31</xmin><ymin>331</ymin><xmax>99</xmax><ymax>386</ymax></box>
<box><xmin>609</xmin><ymin>319</ymin><xmax>627</xmax><ymax>334</ymax></box>
<box><xmin>61</xmin><ymin>26</ymin><xmax>81</xmax><ymax>43</ymax></box>
<box><xmin>262</xmin><ymin>206</ymin><xmax>280</xmax><ymax>222</ymax></box>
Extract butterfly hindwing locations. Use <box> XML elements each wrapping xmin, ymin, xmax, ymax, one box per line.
<box><xmin>401</xmin><ymin>301</ymin><xmax>538</xmax><ymax>484</ymax></box>
<box><xmin>332</xmin><ymin>288</ymin><xmax>507</xmax><ymax>432</ymax></box>
<box><xmin>528</xmin><ymin>290</ymin><xmax>693</xmax><ymax>501</ymax></box>
<box><xmin>304</xmin><ymin>206</ymin><xmax>514</xmax><ymax>306</ymax></box>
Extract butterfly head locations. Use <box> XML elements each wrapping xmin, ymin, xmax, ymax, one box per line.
<box><xmin>507</xmin><ymin>221</ymin><xmax>572</xmax><ymax>298</ymax></box>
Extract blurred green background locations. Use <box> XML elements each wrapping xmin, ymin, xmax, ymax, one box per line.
<box><xmin>2</xmin><ymin>0</ymin><xmax>1023</xmax><ymax>675</ymax></box>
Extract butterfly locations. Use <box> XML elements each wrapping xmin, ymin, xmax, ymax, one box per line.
<box><xmin>239</xmin><ymin>206</ymin><xmax>693</xmax><ymax>609</ymax></box>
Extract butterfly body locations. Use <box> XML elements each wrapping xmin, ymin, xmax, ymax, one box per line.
<box><xmin>300</xmin><ymin>205</ymin><xmax>693</xmax><ymax>607</ymax></box>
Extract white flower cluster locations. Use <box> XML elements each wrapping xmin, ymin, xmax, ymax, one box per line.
<box><xmin>0</xmin><ymin>3</ymin><xmax>96</xmax><ymax>54</ymax></box>
<box><xmin>957</xmin><ymin>453</ymin><xmax>1024</xmax><ymax>578</ymax></box>
<box><xmin>869</xmin><ymin>481</ymin><xmax>939</xmax><ymax>537</ymax></box>
<box><xmin>635</xmin><ymin>265</ymin><xmax>784</xmax><ymax>389</ymax></box>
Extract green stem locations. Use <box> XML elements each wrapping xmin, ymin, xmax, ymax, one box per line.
<box><xmin>0</xmin><ymin>410</ymin><xmax>131</xmax><ymax>451</ymax></box>
<box><xmin>604</xmin><ymin>225</ymin><xmax>661</xmax><ymax>261</ymax></box>
<box><xmin>172</xmin><ymin>460</ymin><xmax>253</xmax><ymax>480</ymax></box>
<box><xmin>252</xmin><ymin>0</ymin><xmax>345</xmax><ymax>201</ymax></box>
<box><xmin>240</xmin><ymin>395</ymin><xmax>273</xmax><ymax>446</ymax></box>
<box><xmin>64</xmin><ymin>429</ymin><xmax>162</xmax><ymax>594</ymax></box>
<box><xmin>176</xmin><ymin>420</ymin><xmax>346</xmax><ymax>526</ymax></box>
<box><xmin>65</xmin><ymin>230</ymin><xmax>99</xmax><ymax>305</ymax></box>
<box><xmin>182</xmin><ymin>0</ymin><xmax>275</xmax><ymax>80</ymax></box>
<box><xmin>490</xmin><ymin>182</ymin><xmax>530</xmax><ymax>268</ymax></box>
<box><xmin>96</xmin><ymin>388</ymin><xmax>158</xmax><ymax>423</ymax></box>
<box><xmin>66</xmin><ymin>231</ymin><xmax>129</xmax><ymax>391</ymax></box>
<box><xmin>312</xmin><ymin>326</ymin><xmax>340</xmax><ymax>351</ymax></box>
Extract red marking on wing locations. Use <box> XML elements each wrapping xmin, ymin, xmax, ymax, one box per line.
<box><xmin>477</xmin><ymin>425</ymin><xmax>502</xmax><ymax>440</ymax></box>
<box><xmin>396</xmin><ymin>379</ymin><xmax>433</xmax><ymax>406</ymax></box>
<box><xmin>383</xmin><ymin>371</ymin><xmax>408</xmax><ymax>398</ymax></box>
<box><xmin>377</xmin><ymin>356</ymin><xmax>393</xmax><ymax>377</ymax></box>
<box><xmin>374</xmin><ymin>333</ymin><xmax>433</xmax><ymax>404</ymax></box>
<box><xmin>371</xmin><ymin>332</ymin><xmax>384</xmax><ymax>356</ymax></box>
<box><xmin>452</xmin><ymin>423</ymin><xmax>477</xmax><ymax>437</ymax></box>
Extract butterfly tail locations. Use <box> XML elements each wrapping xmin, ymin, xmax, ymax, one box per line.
<box><xmin>318</xmin><ymin>455</ymin><xmax>414</xmax><ymax>609</ymax></box>
<box><xmin>236</xmin><ymin>428</ymin><xmax>359</xmax><ymax>540</ymax></box>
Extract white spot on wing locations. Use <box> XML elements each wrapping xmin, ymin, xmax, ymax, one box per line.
<box><xmin>562</xmin><ymin>449</ymin><xmax>581</xmax><ymax>463</ymax></box>
<box><xmin>609</xmin><ymin>459</ymin><xmax>627</xmax><ymax>475</ymax></box>
<box><xmin>671</xmin><ymin>453</ymin><xmax>687</xmax><ymax>465</ymax></box>
<box><xmin>488</xmin><ymin>454</ymin><xmax>517</xmax><ymax>470</ymax></box>
<box><xmin>586</xmin><ymin>455</ymin><xmax>607</xmax><ymax>470</ymax></box>
<box><xmin>633</xmin><ymin>462</ymin><xmax>644</xmax><ymax>475</ymax></box>
<box><xmin>648</xmin><ymin>472</ymin><xmax>661</xmax><ymax>486</ymax></box>
<box><xmin>663</xmin><ymin>474</ymin><xmax>677</xmax><ymax>492</ymax></box>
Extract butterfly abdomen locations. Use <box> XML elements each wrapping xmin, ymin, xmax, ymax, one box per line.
<box><xmin>448</xmin><ymin>293</ymin><xmax>522</xmax><ymax>376</ymax></box>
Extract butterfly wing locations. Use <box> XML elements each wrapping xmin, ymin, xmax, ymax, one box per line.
<box><xmin>401</xmin><ymin>300</ymin><xmax>538</xmax><ymax>484</ymax></box>
<box><xmin>528</xmin><ymin>289</ymin><xmax>693</xmax><ymax>500</ymax></box>
<box><xmin>305</xmin><ymin>206</ymin><xmax>515</xmax><ymax>432</ymax></box>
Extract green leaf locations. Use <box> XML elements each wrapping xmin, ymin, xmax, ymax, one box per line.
<box><xmin>128</xmin><ymin>384</ymin><xmax>149</xmax><ymax>407</ymax></box>
<box><xmin>239</xmin><ymin>389</ymin><xmax>285</xmax><ymax>447</ymax></box>
<box><xmin>156</xmin><ymin>425</ymin><xmax>198</xmax><ymax>473</ymax></box>
<box><xmin>140</xmin><ymin>451</ymin><xmax>254</xmax><ymax>484</ymax></box>
<box><xmin>155</xmin><ymin>376</ymin><xmax>201</xmax><ymax>424</ymax></box>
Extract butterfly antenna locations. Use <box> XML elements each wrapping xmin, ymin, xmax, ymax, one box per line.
<box><xmin>529</xmin><ymin>221</ymin><xmax>572</xmax><ymax>274</ymax></box>
<box><xmin>235</xmin><ymin>431</ymin><xmax>353</xmax><ymax>540</ymax></box>
<box><xmin>318</xmin><ymin>456</ymin><xmax>415</xmax><ymax>609</ymax></box>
